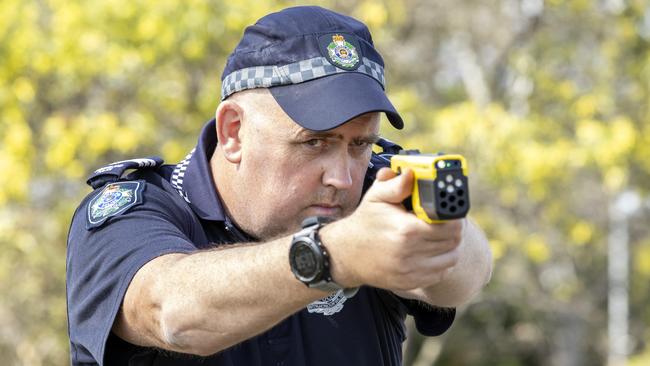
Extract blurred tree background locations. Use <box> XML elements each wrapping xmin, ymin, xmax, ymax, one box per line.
<box><xmin>1</xmin><ymin>0</ymin><xmax>649</xmax><ymax>365</ymax></box>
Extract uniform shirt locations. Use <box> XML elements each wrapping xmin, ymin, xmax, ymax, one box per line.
<box><xmin>66</xmin><ymin>119</ymin><xmax>455</xmax><ymax>366</ymax></box>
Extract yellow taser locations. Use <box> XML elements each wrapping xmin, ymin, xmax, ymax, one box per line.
<box><xmin>390</xmin><ymin>151</ymin><xmax>470</xmax><ymax>223</ymax></box>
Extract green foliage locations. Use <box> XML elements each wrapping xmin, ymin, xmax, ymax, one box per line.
<box><xmin>1</xmin><ymin>0</ymin><xmax>297</xmax><ymax>364</ymax></box>
<box><xmin>1</xmin><ymin>0</ymin><xmax>649</xmax><ymax>365</ymax></box>
<box><xmin>380</xmin><ymin>0</ymin><xmax>650</xmax><ymax>364</ymax></box>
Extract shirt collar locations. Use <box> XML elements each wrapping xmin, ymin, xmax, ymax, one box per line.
<box><xmin>171</xmin><ymin>119</ymin><xmax>226</xmax><ymax>221</ymax></box>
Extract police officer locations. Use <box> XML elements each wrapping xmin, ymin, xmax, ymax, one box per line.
<box><xmin>66</xmin><ymin>6</ymin><xmax>492</xmax><ymax>366</ymax></box>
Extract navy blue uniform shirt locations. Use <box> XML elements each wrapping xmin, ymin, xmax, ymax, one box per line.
<box><xmin>66</xmin><ymin>120</ymin><xmax>455</xmax><ymax>366</ymax></box>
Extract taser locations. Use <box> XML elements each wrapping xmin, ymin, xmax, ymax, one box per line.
<box><xmin>390</xmin><ymin>151</ymin><xmax>470</xmax><ymax>223</ymax></box>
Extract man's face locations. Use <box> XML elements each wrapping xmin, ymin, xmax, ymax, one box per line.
<box><xmin>232</xmin><ymin>92</ymin><xmax>380</xmax><ymax>239</ymax></box>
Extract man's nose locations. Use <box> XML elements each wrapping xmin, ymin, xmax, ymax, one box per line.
<box><xmin>322</xmin><ymin>156</ymin><xmax>353</xmax><ymax>190</ymax></box>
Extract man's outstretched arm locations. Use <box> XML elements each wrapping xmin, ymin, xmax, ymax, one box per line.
<box><xmin>111</xmin><ymin>170</ymin><xmax>463</xmax><ymax>356</ymax></box>
<box><xmin>112</xmin><ymin>235</ymin><xmax>325</xmax><ymax>356</ymax></box>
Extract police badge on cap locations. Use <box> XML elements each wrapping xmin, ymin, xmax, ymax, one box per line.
<box><xmin>318</xmin><ymin>33</ymin><xmax>362</xmax><ymax>71</ymax></box>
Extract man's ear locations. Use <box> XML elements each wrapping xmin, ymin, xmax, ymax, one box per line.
<box><xmin>215</xmin><ymin>100</ymin><xmax>244</xmax><ymax>163</ymax></box>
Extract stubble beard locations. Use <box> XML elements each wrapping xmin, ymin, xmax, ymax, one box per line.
<box><xmin>253</xmin><ymin>188</ymin><xmax>357</xmax><ymax>241</ymax></box>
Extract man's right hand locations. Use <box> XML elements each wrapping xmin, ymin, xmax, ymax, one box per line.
<box><xmin>322</xmin><ymin>167</ymin><xmax>463</xmax><ymax>292</ymax></box>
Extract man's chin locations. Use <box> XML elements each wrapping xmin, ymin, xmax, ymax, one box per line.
<box><xmin>260</xmin><ymin>209</ymin><xmax>349</xmax><ymax>239</ymax></box>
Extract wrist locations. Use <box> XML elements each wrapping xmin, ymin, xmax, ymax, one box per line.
<box><xmin>288</xmin><ymin>217</ymin><xmax>360</xmax><ymax>296</ymax></box>
<box><xmin>318</xmin><ymin>221</ymin><xmax>362</xmax><ymax>289</ymax></box>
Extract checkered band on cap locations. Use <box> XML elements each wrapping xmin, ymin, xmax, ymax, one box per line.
<box><xmin>221</xmin><ymin>56</ymin><xmax>385</xmax><ymax>100</ymax></box>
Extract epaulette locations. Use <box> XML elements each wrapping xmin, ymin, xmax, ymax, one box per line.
<box><xmin>86</xmin><ymin>157</ymin><xmax>164</xmax><ymax>189</ymax></box>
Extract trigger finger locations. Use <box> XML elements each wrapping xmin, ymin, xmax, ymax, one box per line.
<box><xmin>375</xmin><ymin>167</ymin><xmax>397</xmax><ymax>181</ymax></box>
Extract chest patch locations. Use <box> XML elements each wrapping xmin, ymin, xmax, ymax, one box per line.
<box><xmin>86</xmin><ymin>181</ymin><xmax>144</xmax><ymax>229</ymax></box>
<box><xmin>307</xmin><ymin>289</ymin><xmax>348</xmax><ymax>316</ymax></box>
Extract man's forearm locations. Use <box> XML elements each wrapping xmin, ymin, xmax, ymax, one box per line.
<box><xmin>408</xmin><ymin>218</ymin><xmax>492</xmax><ymax>308</ymax></box>
<box><xmin>115</xmin><ymin>236</ymin><xmax>329</xmax><ymax>356</ymax></box>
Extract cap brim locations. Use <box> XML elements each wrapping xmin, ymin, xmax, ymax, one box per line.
<box><xmin>268</xmin><ymin>73</ymin><xmax>404</xmax><ymax>131</ymax></box>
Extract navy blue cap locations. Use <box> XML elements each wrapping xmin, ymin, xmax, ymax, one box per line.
<box><xmin>220</xmin><ymin>6</ymin><xmax>404</xmax><ymax>131</ymax></box>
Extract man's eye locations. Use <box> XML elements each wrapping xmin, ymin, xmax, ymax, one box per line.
<box><xmin>305</xmin><ymin>139</ymin><xmax>324</xmax><ymax>147</ymax></box>
<box><xmin>351</xmin><ymin>140</ymin><xmax>371</xmax><ymax>148</ymax></box>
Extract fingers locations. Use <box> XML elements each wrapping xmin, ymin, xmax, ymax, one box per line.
<box><xmin>374</xmin><ymin>167</ymin><xmax>396</xmax><ymax>182</ymax></box>
<box><xmin>403</xmin><ymin>218</ymin><xmax>463</xmax><ymax>242</ymax></box>
<box><xmin>366</xmin><ymin>168</ymin><xmax>414</xmax><ymax>204</ymax></box>
<box><xmin>413</xmin><ymin>238</ymin><xmax>460</xmax><ymax>257</ymax></box>
<box><xmin>427</xmin><ymin>219</ymin><xmax>463</xmax><ymax>242</ymax></box>
<box><xmin>417</xmin><ymin>248</ymin><xmax>460</xmax><ymax>286</ymax></box>
<box><xmin>394</xmin><ymin>248</ymin><xmax>460</xmax><ymax>291</ymax></box>
<box><xmin>401</xmin><ymin>219</ymin><xmax>463</xmax><ymax>257</ymax></box>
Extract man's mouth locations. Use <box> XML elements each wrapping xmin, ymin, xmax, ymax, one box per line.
<box><xmin>307</xmin><ymin>204</ymin><xmax>343</xmax><ymax>217</ymax></box>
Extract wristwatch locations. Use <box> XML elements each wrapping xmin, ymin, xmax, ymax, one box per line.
<box><xmin>289</xmin><ymin>216</ymin><xmax>358</xmax><ymax>298</ymax></box>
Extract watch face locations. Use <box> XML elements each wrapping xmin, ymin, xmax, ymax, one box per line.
<box><xmin>290</xmin><ymin>241</ymin><xmax>320</xmax><ymax>281</ymax></box>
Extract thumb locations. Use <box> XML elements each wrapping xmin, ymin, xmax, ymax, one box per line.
<box><xmin>366</xmin><ymin>168</ymin><xmax>414</xmax><ymax>204</ymax></box>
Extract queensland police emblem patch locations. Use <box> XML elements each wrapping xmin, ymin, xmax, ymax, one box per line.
<box><xmin>307</xmin><ymin>289</ymin><xmax>348</xmax><ymax>316</ymax></box>
<box><xmin>86</xmin><ymin>181</ymin><xmax>144</xmax><ymax>229</ymax></box>
<box><xmin>320</xmin><ymin>33</ymin><xmax>361</xmax><ymax>70</ymax></box>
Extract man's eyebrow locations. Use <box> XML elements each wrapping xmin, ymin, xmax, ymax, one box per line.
<box><xmin>357</xmin><ymin>133</ymin><xmax>381</xmax><ymax>144</ymax></box>
<box><xmin>297</xmin><ymin>130</ymin><xmax>339</xmax><ymax>139</ymax></box>
<box><xmin>296</xmin><ymin>131</ymin><xmax>381</xmax><ymax>143</ymax></box>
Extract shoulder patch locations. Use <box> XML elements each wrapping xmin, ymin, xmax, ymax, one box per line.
<box><xmin>86</xmin><ymin>181</ymin><xmax>145</xmax><ymax>230</ymax></box>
